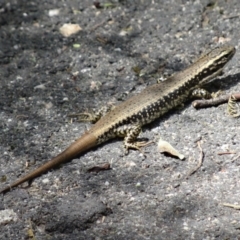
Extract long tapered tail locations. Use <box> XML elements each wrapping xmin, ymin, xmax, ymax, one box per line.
<box><xmin>0</xmin><ymin>132</ymin><xmax>97</xmax><ymax>193</ymax></box>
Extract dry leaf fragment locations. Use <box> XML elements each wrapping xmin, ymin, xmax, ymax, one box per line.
<box><xmin>59</xmin><ymin>24</ymin><xmax>82</xmax><ymax>37</ymax></box>
<box><xmin>157</xmin><ymin>139</ymin><xmax>185</xmax><ymax>160</ymax></box>
<box><xmin>87</xmin><ymin>163</ymin><xmax>111</xmax><ymax>173</ymax></box>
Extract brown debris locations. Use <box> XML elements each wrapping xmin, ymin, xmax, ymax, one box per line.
<box><xmin>87</xmin><ymin>163</ymin><xmax>111</xmax><ymax>173</ymax></box>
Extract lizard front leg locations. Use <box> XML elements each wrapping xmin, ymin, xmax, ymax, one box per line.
<box><xmin>191</xmin><ymin>88</ymin><xmax>222</xmax><ymax>99</ymax></box>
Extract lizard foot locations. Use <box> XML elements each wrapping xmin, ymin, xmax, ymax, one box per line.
<box><xmin>124</xmin><ymin>140</ymin><xmax>154</xmax><ymax>156</ymax></box>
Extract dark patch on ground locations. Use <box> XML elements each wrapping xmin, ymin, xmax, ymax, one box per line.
<box><xmin>1</xmin><ymin>0</ymin><xmax>240</xmax><ymax>239</ymax></box>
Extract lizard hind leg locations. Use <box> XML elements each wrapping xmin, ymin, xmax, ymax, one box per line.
<box><xmin>69</xmin><ymin>105</ymin><xmax>115</xmax><ymax>123</ymax></box>
<box><xmin>115</xmin><ymin>125</ymin><xmax>151</xmax><ymax>155</ymax></box>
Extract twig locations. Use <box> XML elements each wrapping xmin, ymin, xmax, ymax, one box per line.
<box><xmin>231</xmin><ymin>154</ymin><xmax>240</xmax><ymax>162</ymax></box>
<box><xmin>90</xmin><ymin>19</ymin><xmax>107</xmax><ymax>32</ymax></box>
<box><xmin>217</xmin><ymin>151</ymin><xmax>236</xmax><ymax>155</ymax></box>
<box><xmin>222</xmin><ymin>203</ymin><xmax>240</xmax><ymax>210</ymax></box>
<box><xmin>223</xmin><ymin>14</ymin><xmax>240</xmax><ymax>19</ymax></box>
<box><xmin>192</xmin><ymin>93</ymin><xmax>240</xmax><ymax>109</ymax></box>
<box><xmin>187</xmin><ymin>141</ymin><xmax>204</xmax><ymax>177</ymax></box>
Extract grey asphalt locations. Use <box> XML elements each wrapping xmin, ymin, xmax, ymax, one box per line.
<box><xmin>1</xmin><ymin>1</ymin><xmax>240</xmax><ymax>239</ymax></box>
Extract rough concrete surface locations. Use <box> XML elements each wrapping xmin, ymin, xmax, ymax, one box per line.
<box><xmin>1</xmin><ymin>0</ymin><xmax>240</xmax><ymax>239</ymax></box>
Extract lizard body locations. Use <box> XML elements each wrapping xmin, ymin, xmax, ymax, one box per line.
<box><xmin>0</xmin><ymin>45</ymin><xmax>235</xmax><ymax>193</ymax></box>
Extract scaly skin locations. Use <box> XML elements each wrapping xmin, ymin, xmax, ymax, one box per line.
<box><xmin>0</xmin><ymin>45</ymin><xmax>236</xmax><ymax>193</ymax></box>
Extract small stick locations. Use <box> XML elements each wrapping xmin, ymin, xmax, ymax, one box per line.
<box><xmin>222</xmin><ymin>203</ymin><xmax>240</xmax><ymax>210</ymax></box>
<box><xmin>223</xmin><ymin>14</ymin><xmax>240</xmax><ymax>20</ymax></box>
<box><xmin>192</xmin><ymin>93</ymin><xmax>240</xmax><ymax>109</ymax></box>
<box><xmin>231</xmin><ymin>154</ymin><xmax>240</xmax><ymax>162</ymax></box>
<box><xmin>187</xmin><ymin>141</ymin><xmax>204</xmax><ymax>177</ymax></box>
<box><xmin>217</xmin><ymin>151</ymin><xmax>236</xmax><ymax>155</ymax></box>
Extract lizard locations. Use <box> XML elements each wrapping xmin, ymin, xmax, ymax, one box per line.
<box><xmin>0</xmin><ymin>45</ymin><xmax>236</xmax><ymax>193</ymax></box>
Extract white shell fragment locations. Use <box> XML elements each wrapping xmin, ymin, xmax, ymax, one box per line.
<box><xmin>59</xmin><ymin>24</ymin><xmax>82</xmax><ymax>37</ymax></box>
<box><xmin>48</xmin><ymin>9</ymin><xmax>60</xmax><ymax>17</ymax></box>
<box><xmin>157</xmin><ymin>139</ymin><xmax>185</xmax><ymax>160</ymax></box>
<box><xmin>0</xmin><ymin>209</ymin><xmax>18</xmax><ymax>224</ymax></box>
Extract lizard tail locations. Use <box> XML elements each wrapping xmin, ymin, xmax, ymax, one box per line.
<box><xmin>0</xmin><ymin>132</ymin><xmax>97</xmax><ymax>193</ymax></box>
